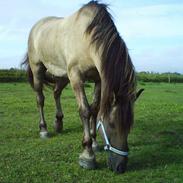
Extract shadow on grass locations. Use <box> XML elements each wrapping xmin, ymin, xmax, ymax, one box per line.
<box><xmin>96</xmin><ymin>160</ymin><xmax>108</xmax><ymax>171</ymax></box>
<box><xmin>47</xmin><ymin>125</ymin><xmax>82</xmax><ymax>138</ymax></box>
<box><xmin>128</xmin><ymin>119</ymin><xmax>183</xmax><ymax>172</ymax></box>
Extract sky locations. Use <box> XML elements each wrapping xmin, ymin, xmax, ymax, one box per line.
<box><xmin>0</xmin><ymin>0</ymin><xmax>183</xmax><ymax>73</ymax></box>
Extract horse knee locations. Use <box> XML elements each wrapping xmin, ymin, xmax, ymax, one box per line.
<box><xmin>79</xmin><ymin>106</ymin><xmax>91</xmax><ymax>121</ymax></box>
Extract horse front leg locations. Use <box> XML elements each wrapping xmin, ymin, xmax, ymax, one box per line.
<box><xmin>90</xmin><ymin>81</ymin><xmax>101</xmax><ymax>152</ymax></box>
<box><xmin>69</xmin><ymin>70</ymin><xmax>96</xmax><ymax>169</ymax></box>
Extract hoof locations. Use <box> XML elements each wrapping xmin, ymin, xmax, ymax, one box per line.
<box><xmin>92</xmin><ymin>141</ymin><xmax>100</xmax><ymax>152</ymax></box>
<box><xmin>79</xmin><ymin>157</ymin><xmax>97</xmax><ymax>170</ymax></box>
<box><xmin>54</xmin><ymin>122</ymin><xmax>63</xmax><ymax>133</ymax></box>
<box><xmin>40</xmin><ymin>131</ymin><xmax>49</xmax><ymax>139</ymax></box>
<box><xmin>79</xmin><ymin>150</ymin><xmax>96</xmax><ymax>169</ymax></box>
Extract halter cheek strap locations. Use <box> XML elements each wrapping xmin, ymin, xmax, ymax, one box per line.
<box><xmin>97</xmin><ymin>120</ymin><xmax>128</xmax><ymax>156</ymax></box>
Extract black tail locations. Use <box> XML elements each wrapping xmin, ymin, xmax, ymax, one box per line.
<box><xmin>21</xmin><ymin>53</ymin><xmax>55</xmax><ymax>89</ymax></box>
<box><xmin>21</xmin><ymin>53</ymin><xmax>34</xmax><ymax>89</ymax></box>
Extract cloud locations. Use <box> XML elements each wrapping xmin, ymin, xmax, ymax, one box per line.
<box><xmin>0</xmin><ymin>17</ymin><xmax>28</xmax><ymax>60</ymax></box>
<box><xmin>114</xmin><ymin>3</ymin><xmax>183</xmax><ymax>39</ymax></box>
<box><xmin>0</xmin><ymin>56</ymin><xmax>23</xmax><ymax>69</ymax></box>
<box><xmin>108</xmin><ymin>2</ymin><xmax>183</xmax><ymax>73</ymax></box>
<box><xmin>130</xmin><ymin>44</ymin><xmax>183</xmax><ymax>73</ymax></box>
<box><xmin>0</xmin><ymin>0</ymin><xmax>183</xmax><ymax>72</ymax></box>
<box><xmin>39</xmin><ymin>0</ymin><xmax>89</xmax><ymax>16</ymax></box>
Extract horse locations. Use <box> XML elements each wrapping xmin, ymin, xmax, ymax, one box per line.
<box><xmin>22</xmin><ymin>1</ymin><xmax>143</xmax><ymax>173</ymax></box>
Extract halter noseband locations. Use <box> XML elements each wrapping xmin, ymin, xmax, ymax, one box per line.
<box><xmin>96</xmin><ymin>120</ymin><xmax>128</xmax><ymax>156</ymax></box>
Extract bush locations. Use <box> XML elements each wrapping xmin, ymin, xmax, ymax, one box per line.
<box><xmin>137</xmin><ymin>72</ymin><xmax>183</xmax><ymax>83</ymax></box>
<box><xmin>0</xmin><ymin>69</ymin><xmax>183</xmax><ymax>83</ymax></box>
<box><xmin>0</xmin><ymin>69</ymin><xmax>26</xmax><ymax>82</ymax></box>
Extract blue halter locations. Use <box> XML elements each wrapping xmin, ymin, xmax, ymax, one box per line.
<box><xmin>97</xmin><ymin>120</ymin><xmax>128</xmax><ymax>156</ymax></box>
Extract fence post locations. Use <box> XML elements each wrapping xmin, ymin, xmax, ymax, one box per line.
<box><xmin>168</xmin><ymin>74</ymin><xmax>171</xmax><ymax>83</ymax></box>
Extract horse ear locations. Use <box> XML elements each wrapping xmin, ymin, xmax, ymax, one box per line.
<box><xmin>135</xmin><ymin>88</ymin><xmax>144</xmax><ymax>101</ymax></box>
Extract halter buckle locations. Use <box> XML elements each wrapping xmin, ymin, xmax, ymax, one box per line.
<box><xmin>104</xmin><ymin>144</ymin><xmax>110</xmax><ymax>151</ymax></box>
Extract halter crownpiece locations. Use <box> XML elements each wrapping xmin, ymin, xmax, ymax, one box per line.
<box><xmin>96</xmin><ymin>120</ymin><xmax>128</xmax><ymax>156</ymax></box>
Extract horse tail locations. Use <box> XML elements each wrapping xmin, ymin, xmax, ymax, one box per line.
<box><xmin>21</xmin><ymin>53</ymin><xmax>54</xmax><ymax>89</ymax></box>
<box><xmin>21</xmin><ymin>53</ymin><xmax>34</xmax><ymax>89</ymax></box>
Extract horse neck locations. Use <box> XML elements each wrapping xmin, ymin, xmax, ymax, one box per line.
<box><xmin>98</xmin><ymin>76</ymin><xmax>111</xmax><ymax>121</ymax></box>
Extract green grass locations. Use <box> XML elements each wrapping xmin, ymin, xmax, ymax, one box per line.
<box><xmin>0</xmin><ymin>82</ymin><xmax>183</xmax><ymax>183</ymax></box>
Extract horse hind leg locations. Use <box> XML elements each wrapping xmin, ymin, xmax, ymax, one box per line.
<box><xmin>53</xmin><ymin>77</ymin><xmax>69</xmax><ymax>133</ymax></box>
<box><xmin>31</xmin><ymin>63</ymin><xmax>49</xmax><ymax>138</ymax></box>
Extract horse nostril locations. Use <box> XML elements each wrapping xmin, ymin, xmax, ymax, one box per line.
<box><xmin>116</xmin><ymin>164</ymin><xmax>126</xmax><ymax>174</ymax></box>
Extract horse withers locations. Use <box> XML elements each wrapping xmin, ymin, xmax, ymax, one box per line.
<box><xmin>22</xmin><ymin>1</ymin><xmax>143</xmax><ymax>173</ymax></box>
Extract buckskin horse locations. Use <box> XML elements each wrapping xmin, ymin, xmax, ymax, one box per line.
<box><xmin>22</xmin><ymin>1</ymin><xmax>143</xmax><ymax>173</ymax></box>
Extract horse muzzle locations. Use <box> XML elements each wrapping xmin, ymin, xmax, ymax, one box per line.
<box><xmin>108</xmin><ymin>152</ymin><xmax>128</xmax><ymax>174</ymax></box>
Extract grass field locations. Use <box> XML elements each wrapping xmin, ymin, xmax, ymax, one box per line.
<box><xmin>0</xmin><ymin>82</ymin><xmax>183</xmax><ymax>183</ymax></box>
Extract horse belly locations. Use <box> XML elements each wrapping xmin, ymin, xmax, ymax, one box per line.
<box><xmin>44</xmin><ymin>62</ymin><xmax>67</xmax><ymax>78</ymax></box>
<box><xmin>84</xmin><ymin>68</ymin><xmax>100</xmax><ymax>82</ymax></box>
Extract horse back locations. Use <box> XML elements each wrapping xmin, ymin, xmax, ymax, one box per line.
<box><xmin>28</xmin><ymin>11</ymin><xmax>100</xmax><ymax>80</ymax></box>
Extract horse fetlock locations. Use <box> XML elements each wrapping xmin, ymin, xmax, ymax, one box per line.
<box><xmin>56</xmin><ymin>114</ymin><xmax>64</xmax><ymax>121</ymax></box>
<box><xmin>92</xmin><ymin>140</ymin><xmax>99</xmax><ymax>152</ymax></box>
<box><xmin>39</xmin><ymin>123</ymin><xmax>47</xmax><ymax>131</ymax></box>
<box><xmin>39</xmin><ymin>122</ymin><xmax>49</xmax><ymax>138</ymax></box>
<box><xmin>54</xmin><ymin>119</ymin><xmax>63</xmax><ymax>133</ymax></box>
<box><xmin>82</xmin><ymin>137</ymin><xmax>92</xmax><ymax>149</ymax></box>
